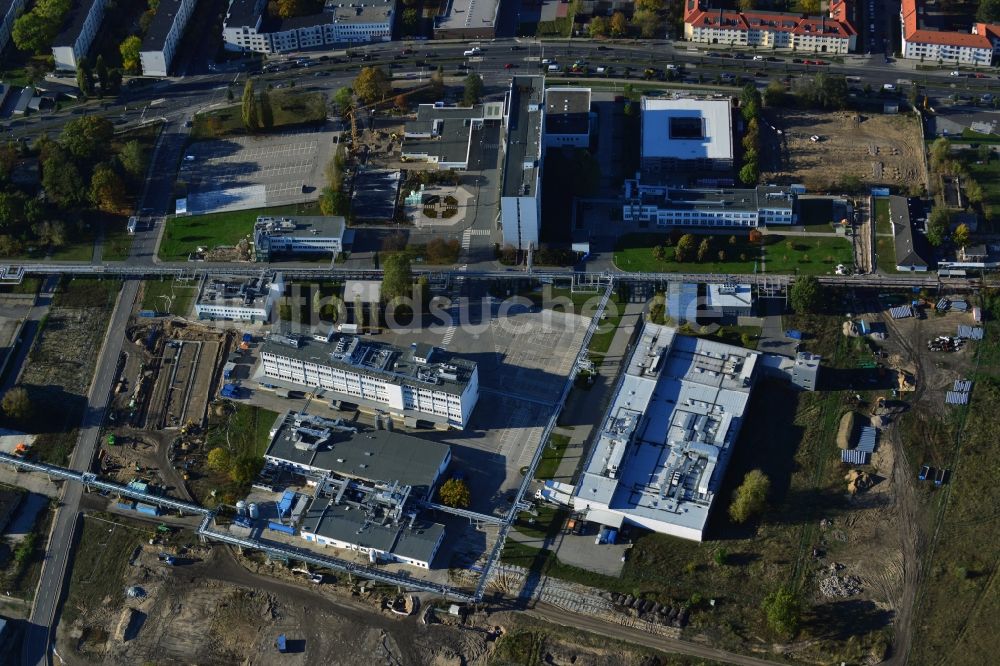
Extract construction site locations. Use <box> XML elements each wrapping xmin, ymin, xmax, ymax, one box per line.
<box><xmin>761</xmin><ymin>109</ymin><xmax>925</xmax><ymax>192</ymax></box>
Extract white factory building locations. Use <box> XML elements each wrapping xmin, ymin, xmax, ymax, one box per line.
<box><xmin>623</xmin><ymin>182</ymin><xmax>797</xmax><ymax>227</ymax></box>
<box><xmin>253</xmin><ymin>215</ymin><xmax>346</xmax><ymax>262</ymax></box>
<box><xmin>51</xmin><ymin>0</ymin><xmax>108</xmax><ymax>70</ymax></box>
<box><xmin>194</xmin><ymin>273</ymin><xmax>283</xmax><ymax>322</ymax></box>
<box><xmin>639</xmin><ymin>97</ymin><xmax>734</xmax><ymax>179</ymax></box>
<box><xmin>258</xmin><ymin>336</ymin><xmax>479</xmax><ymax>429</ymax></box>
<box><xmin>572</xmin><ymin>322</ymin><xmax>760</xmax><ymax>542</ymax></box>
<box><xmin>139</xmin><ymin>0</ymin><xmax>198</xmax><ymax>77</ymax></box>
<box><xmin>223</xmin><ymin>0</ymin><xmax>392</xmax><ymax>54</ymax></box>
<box><xmin>499</xmin><ymin>76</ymin><xmax>544</xmax><ymax>251</ymax></box>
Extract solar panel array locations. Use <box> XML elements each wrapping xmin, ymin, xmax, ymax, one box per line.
<box><xmin>841</xmin><ymin>449</ymin><xmax>869</xmax><ymax>465</ymax></box>
<box><xmin>856</xmin><ymin>426</ymin><xmax>877</xmax><ymax>453</ymax></box>
<box><xmin>957</xmin><ymin>325</ymin><xmax>984</xmax><ymax>340</ymax></box>
<box><xmin>952</xmin><ymin>300</ymin><xmax>968</xmax><ymax>312</ymax></box>
<box><xmin>936</xmin><ymin>298</ymin><xmax>950</xmax><ymax>311</ymax></box>
<box><xmin>954</xmin><ymin>379</ymin><xmax>973</xmax><ymax>392</ymax></box>
<box><xmin>945</xmin><ymin>391</ymin><xmax>970</xmax><ymax>405</ymax></box>
<box><xmin>889</xmin><ymin>305</ymin><xmax>912</xmax><ymax>319</ymax></box>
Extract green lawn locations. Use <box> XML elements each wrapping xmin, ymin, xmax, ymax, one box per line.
<box><xmin>615</xmin><ymin>232</ymin><xmax>761</xmax><ymax>274</ymax></box>
<box><xmin>158</xmin><ymin>202</ymin><xmax>318</xmax><ymax>261</ymax></box>
<box><xmin>192</xmin><ymin>404</ymin><xmax>279</xmax><ymax>505</ymax></box>
<box><xmin>514</xmin><ymin>505</ymin><xmax>568</xmax><ymax>540</ymax></box>
<box><xmin>534</xmin><ymin>433</ymin><xmax>571</xmax><ymax>480</ymax></box>
<box><xmin>873</xmin><ymin>198</ymin><xmax>892</xmax><ymax>236</ymax></box>
<box><xmin>192</xmin><ymin>90</ymin><xmax>328</xmax><ymax>139</ymax></box>
<box><xmin>53</xmin><ymin>278</ymin><xmax>121</xmax><ymax>308</ymax></box>
<box><xmin>101</xmin><ymin>216</ymin><xmax>133</xmax><ymax>261</ymax></box>
<box><xmin>762</xmin><ymin>234</ymin><xmax>854</xmax><ymax>275</ymax></box>
<box><xmin>141</xmin><ymin>280</ymin><xmax>198</xmax><ymax>316</ymax></box>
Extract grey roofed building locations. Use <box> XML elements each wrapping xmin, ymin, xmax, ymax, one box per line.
<box><xmin>544</xmin><ymin>87</ymin><xmax>591</xmax><ymax>139</ymax></box>
<box><xmin>264</xmin><ymin>411</ymin><xmax>452</xmax><ymax>498</ymax></box>
<box><xmin>260</xmin><ymin>334</ymin><xmax>477</xmax><ymax>397</ymax></box>
<box><xmin>433</xmin><ymin>0</ymin><xmax>499</xmax><ymax>38</ymax></box>
<box><xmin>142</xmin><ymin>0</ymin><xmax>183</xmax><ymax>46</ymax></box>
<box><xmin>402</xmin><ymin>102</ymin><xmax>504</xmax><ymax>169</ymax></box>
<box><xmin>300</xmin><ymin>496</ymin><xmax>445</xmax><ymax>567</ymax></box>
<box><xmin>889</xmin><ymin>196</ymin><xmax>930</xmax><ymax>271</ymax></box>
<box><xmin>501</xmin><ymin>76</ymin><xmax>543</xmax><ymax>200</ymax></box>
<box><xmin>52</xmin><ymin>0</ymin><xmax>102</xmax><ymax>46</ymax></box>
<box><xmin>225</xmin><ymin>0</ymin><xmax>264</xmax><ymax>26</ymax></box>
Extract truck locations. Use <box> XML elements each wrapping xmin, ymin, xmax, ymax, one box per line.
<box><xmin>223</xmin><ymin>362</ymin><xmax>236</xmax><ymax>379</ymax></box>
<box><xmin>595</xmin><ymin>526</ymin><xmax>612</xmax><ymax>545</ymax></box>
<box><xmin>338</xmin><ymin>323</ymin><xmax>359</xmax><ymax>334</ymax></box>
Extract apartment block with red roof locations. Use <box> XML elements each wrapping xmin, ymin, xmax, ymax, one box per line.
<box><xmin>900</xmin><ymin>0</ymin><xmax>1000</xmax><ymax>64</ymax></box>
<box><xmin>683</xmin><ymin>0</ymin><xmax>857</xmax><ymax>54</ymax></box>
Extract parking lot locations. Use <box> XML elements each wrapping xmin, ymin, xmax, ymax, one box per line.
<box><xmin>179</xmin><ymin>128</ymin><xmax>337</xmax><ymax>214</ymax></box>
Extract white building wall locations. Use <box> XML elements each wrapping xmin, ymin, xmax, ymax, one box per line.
<box><xmin>140</xmin><ymin>51</ymin><xmax>169</xmax><ymax>77</ymax></box>
<box><xmin>0</xmin><ymin>0</ymin><xmax>28</xmax><ymax>54</ymax></box>
<box><xmin>53</xmin><ymin>0</ymin><xmax>109</xmax><ymax>70</ymax></box>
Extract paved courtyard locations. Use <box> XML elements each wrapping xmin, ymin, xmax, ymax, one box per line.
<box><xmin>180</xmin><ymin>128</ymin><xmax>337</xmax><ymax>214</ymax></box>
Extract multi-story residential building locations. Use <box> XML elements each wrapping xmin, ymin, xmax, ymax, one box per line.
<box><xmin>900</xmin><ymin>0</ymin><xmax>1000</xmax><ymax>65</ymax></box>
<box><xmin>253</xmin><ymin>216</ymin><xmax>346</xmax><ymax>262</ymax></box>
<box><xmin>139</xmin><ymin>0</ymin><xmax>198</xmax><ymax>77</ymax></box>
<box><xmin>52</xmin><ymin>0</ymin><xmax>108</xmax><ymax>71</ymax></box>
<box><xmin>623</xmin><ymin>182</ymin><xmax>797</xmax><ymax>227</ymax></box>
<box><xmin>258</xmin><ymin>335</ymin><xmax>480</xmax><ymax>428</ymax></box>
<box><xmin>0</xmin><ymin>0</ymin><xmax>29</xmax><ymax>55</ymax></box>
<box><xmin>684</xmin><ymin>0</ymin><xmax>857</xmax><ymax>54</ymax></box>
<box><xmin>223</xmin><ymin>0</ymin><xmax>392</xmax><ymax>54</ymax></box>
<box><xmin>194</xmin><ymin>274</ymin><xmax>283</xmax><ymax>322</ymax></box>
<box><xmin>500</xmin><ymin>76</ymin><xmax>544</xmax><ymax>251</ymax></box>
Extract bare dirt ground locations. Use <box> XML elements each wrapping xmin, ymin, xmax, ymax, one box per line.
<box><xmin>761</xmin><ymin>110</ymin><xmax>924</xmax><ymax>191</ymax></box>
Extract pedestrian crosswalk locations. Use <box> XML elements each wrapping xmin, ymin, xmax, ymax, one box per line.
<box><xmin>461</xmin><ymin>228</ymin><xmax>491</xmax><ymax>250</ymax></box>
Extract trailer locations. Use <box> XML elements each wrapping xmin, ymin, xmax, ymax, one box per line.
<box><xmin>918</xmin><ymin>465</ymin><xmax>932</xmax><ymax>481</ymax></box>
<box><xmin>136</xmin><ymin>502</ymin><xmax>161</xmax><ymax>516</ymax></box>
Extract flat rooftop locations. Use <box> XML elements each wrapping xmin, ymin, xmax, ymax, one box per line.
<box><xmin>403</xmin><ymin>103</ymin><xmax>503</xmax><ymax>166</ymax></box>
<box><xmin>434</xmin><ymin>0</ymin><xmax>499</xmax><ymax>32</ymax></box>
<box><xmin>255</xmin><ymin>215</ymin><xmax>345</xmax><ymax>239</ymax></box>
<box><xmin>141</xmin><ymin>0</ymin><xmax>185</xmax><ymax>50</ymax></box>
<box><xmin>637</xmin><ymin>185</ymin><xmax>795</xmax><ymax>212</ymax></box>
<box><xmin>575</xmin><ymin>323</ymin><xmax>759</xmax><ymax>540</ymax></box>
<box><xmin>53</xmin><ymin>0</ymin><xmax>103</xmax><ymax>47</ymax></box>
<box><xmin>260</xmin><ymin>334</ymin><xmax>476</xmax><ymax>396</ymax></box>
<box><xmin>641</xmin><ymin>98</ymin><xmax>734</xmax><ymax>162</ymax></box>
<box><xmin>502</xmin><ymin>76</ymin><xmax>544</xmax><ymax>198</ymax></box>
<box><xmin>197</xmin><ymin>274</ymin><xmax>276</xmax><ymax>309</ymax></box>
<box><xmin>706</xmin><ymin>283</ymin><xmax>753</xmax><ymax>309</ymax></box>
<box><xmin>327</xmin><ymin>0</ymin><xmax>393</xmax><ymax>24</ymax></box>
<box><xmin>544</xmin><ymin>87</ymin><xmax>591</xmax><ymax>136</ymax></box>
<box><xmin>265</xmin><ymin>411</ymin><xmax>450</xmax><ymax>496</ymax></box>
<box><xmin>225</xmin><ymin>0</ymin><xmax>261</xmax><ymax>27</ymax></box>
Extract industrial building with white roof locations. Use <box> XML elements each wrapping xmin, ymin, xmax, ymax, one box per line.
<box><xmin>640</xmin><ymin>97</ymin><xmax>734</xmax><ymax>178</ymax></box>
<box><xmin>573</xmin><ymin>322</ymin><xmax>760</xmax><ymax>541</ymax></box>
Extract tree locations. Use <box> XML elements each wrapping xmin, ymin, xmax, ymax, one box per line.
<box><xmin>207</xmin><ymin>447</ymin><xmax>230</xmax><ymax>472</ymax></box>
<box><xmin>965</xmin><ymin>179</ymin><xmax>983</xmax><ymax>205</ymax></box>
<box><xmin>635</xmin><ymin>0</ymin><xmax>664</xmax><ymax>10</ymax></box>
<box><xmin>381</xmin><ymin>253</ymin><xmax>413</xmax><ymax>303</ymax></box>
<box><xmin>60</xmin><ymin>115</ymin><xmax>113</xmax><ymax>164</ymax></box>
<box><xmin>729</xmin><ymin>469</ymin><xmax>770</xmax><ymax>523</ymax></box>
<box><xmin>41</xmin><ymin>147</ymin><xmax>86</xmax><ymax>208</ymax></box>
<box><xmin>718</xmin><ymin>249</ymin><xmax>727</xmax><ymax>262</ymax></box>
<box><xmin>76</xmin><ymin>57</ymin><xmax>94</xmax><ymax>98</ymax></box>
<box><xmin>762</xmin><ymin>586</ymin><xmax>801</xmax><ymax>637</ymax></box>
<box><xmin>799</xmin><ymin>0</ymin><xmax>820</xmax><ymax>12</ymax></box>
<box><xmin>402</xmin><ymin>7</ymin><xmax>418</xmax><ymax>32</ymax></box>
<box><xmin>463</xmin><ymin>73</ymin><xmax>483</xmax><ymax>106</ymax></box>
<box><xmin>120</xmin><ymin>35</ymin><xmax>143</xmax><ymax>74</ymax></box>
<box><xmin>697</xmin><ymin>237</ymin><xmax>712</xmax><ymax>262</ymax></box>
<box><xmin>2</xmin><ymin>386</ymin><xmax>31</xmax><ymax>421</ymax></box>
<box><xmin>90</xmin><ymin>163</ymin><xmax>127</xmax><ymax>213</ymax></box>
<box><xmin>12</xmin><ymin>0</ymin><xmax>70</xmax><ymax>54</ymax></box>
<box><xmin>334</xmin><ymin>86</ymin><xmax>354</xmax><ymax>113</ymax></box>
<box><xmin>929</xmin><ymin>137</ymin><xmax>951</xmax><ymax>169</ymax></box>
<box><xmin>353</xmin><ymin>66</ymin><xmax>391</xmax><ymax>104</ymax></box>
<box><xmin>588</xmin><ymin>16</ymin><xmax>609</xmax><ymax>37</ymax></box>
<box><xmin>230</xmin><ymin>456</ymin><xmax>263</xmax><ymax>485</ymax></box>
<box><xmin>0</xmin><ymin>143</ymin><xmax>17</xmax><ymax>183</ymax></box>
<box><xmin>763</xmin><ymin>80</ymin><xmax>787</xmax><ymax>107</ymax></box>
<box><xmin>633</xmin><ymin>9</ymin><xmax>662</xmax><ymax>38</ymax></box>
<box><xmin>276</xmin><ymin>0</ymin><xmax>303</xmax><ymax>17</ymax></box>
<box><xmin>610</xmin><ymin>11</ymin><xmax>627</xmax><ymax>37</ymax></box>
<box><xmin>430</xmin><ymin>66</ymin><xmax>445</xmax><ymax>98</ymax></box>
<box><xmin>118</xmin><ymin>139</ymin><xmax>148</xmax><ymax>183</ymax></box>
<box><xmin>318</xmin><ymin>187</ymin><xmax>348</xmax><ymax>216</ymax></box>
<box><xmin>0</xmin><ymin>192</ymin><xmax>26</xmax><ymax>235</ymax></box>
<box><xmin>926</xmin><ymin>206</ymin><xmax>951</xmax><ymax>246</ymax></box>
<box><xmin>675</xmin><ymin>233</ymin><xmax>697</xmax><ymax>262</ymax></box>
<box><xmin>739</xmin><ymin>161</ymin><xmax>759</xmax><ymax>185</ymax></box>
<box><xmin>438</xmin><ymin>478</ymin><xmax>471</xmax><ymax>508</ymax></box>
<box><xmin>95</xmin><ymin>55</ymin><xmax>109</xmax><ymax>96</ymax></box>
<box><xmin>652</xmin><ymin>244</ymin><xmax>665</xmax><ymax>261</ymax></box>
<box><xmin>394</xmin><ymin>93</ymin><xmax>408</xmax><ymax>111</ymax></box>
<box><xmin>977</xmin><ymin>0</ymin><xmax>1000</xmax><ymax>23</ymax></box>
<box><xmin>790</xmin><ymin>275</ymin><xmax>822</xmax><ymax>314</ymax></box>
<box><xmin>953</xmin><ymin>223</ymin><xmax>970</xmax><ymax>248</ymax></box>
<box><xmin>738</xmin><ymin>0</ymin><xmax>755</xmax><ymax>9</ymax></box>
<box><xmin>259</xmin><ymin>88</ymin><xmax>274</xmax><ymax>129</ymax></box>
<box><xmin>241</xmin><ymin>79</ymin><xmax>258</xmax><ymax>131</ymax></box>
<box><xmin>749</xmin><ymin>228</ymin><xmax>763</xmax><ymax>244</ymax></box>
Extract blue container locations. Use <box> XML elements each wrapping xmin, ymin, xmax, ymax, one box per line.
<box><xmin>136</xmin><ymin>502</ymin><xmax>161</xmax><ymax>516</ymax></box>
<box><xmin>267</xmin><ymin>521</ymin><xmax>295</xmax><ymax>535</ymax></box>
<box><xmin>785</xmin><ymin>329</ymin><xmax>803</xmax><ymax>340</ymax></box>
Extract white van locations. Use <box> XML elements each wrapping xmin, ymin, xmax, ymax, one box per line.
<box><xmin>548</xmin><ymin>64</ymin><xmax>559</xmax><ymax>72</ymax></box>
<box><xmin>463</xmin><ymin>47</ymin><xmax>481</xmax><ymax>56</ymax></box>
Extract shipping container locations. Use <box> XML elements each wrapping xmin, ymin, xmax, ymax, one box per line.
<box><xmin>138</xmin><ymin>310</ymin><xmax>161</xmax><ymax>318</ymax></box>
<box><xmin>223</xmin><ymin>362</ymin><xmax>236</xmax><ymax>379</ymax></box>
<box><xmin>117</xmin><ymin>501</ymin><xmax>136</xmax><ymax>511</ymax></box>
<box><xmin>338</xmin><ymin>323</ymin><xmax>359</xmax><ymax>334</ymax></box>
<box><xmin>267</xmin><ymin>521</ymin><xmax>296</xmax><ymax>535</ymax></box>
<box><xmin>785</xmin><ymin>329</ymin><xmax>803</xmax><ymax>340</ymax></box>
<box><xmin>136</xmin><ymin>502</ymin><xmax>161</xmax><ymax>516</ymax></box>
